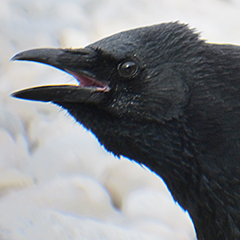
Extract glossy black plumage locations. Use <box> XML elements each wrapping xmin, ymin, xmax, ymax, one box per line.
<box><xmin>12</xmin><ymin>22</ymin><xmax>240</xmax><ymax>240</ymax></box>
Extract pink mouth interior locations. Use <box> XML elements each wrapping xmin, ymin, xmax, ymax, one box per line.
<box><xmin>67</xmin><ymin>70</ymin><xmax>110</xmax><ymax>92</ymax></box>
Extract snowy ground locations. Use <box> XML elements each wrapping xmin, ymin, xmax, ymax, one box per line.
<box><xmin>1</xmin><ymin>0</ymin><xmax>240</xmax><ymax>239</ymax></box>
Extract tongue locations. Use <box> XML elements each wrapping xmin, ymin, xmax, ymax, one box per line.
<box><xmin>67</xmin><ymin>71</ymin><xmax>105</xmax><ymax>88</ymax></box>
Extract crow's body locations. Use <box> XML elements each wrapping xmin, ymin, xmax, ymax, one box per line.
<box><xmin>12</xmin><ymin>22</ymin><xmax>240</xmax><ymax>240</ymax></box>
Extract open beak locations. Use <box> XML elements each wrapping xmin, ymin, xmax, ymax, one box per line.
<box><xmin>11</xmin><ymin>48</ymin><xmax>110</xmax><ymax>104</ymax></box>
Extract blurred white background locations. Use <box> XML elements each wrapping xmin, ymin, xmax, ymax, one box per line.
<box><xmin>1</xmin><ymin>0</ymin><xmax>240</xmax><ymax>239</ymax></box>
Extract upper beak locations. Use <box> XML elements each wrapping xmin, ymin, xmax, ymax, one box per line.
<box><xmin>11</xmin><ymin>48</ymin><xmax>109</xmax><ymax>104</ymax></box>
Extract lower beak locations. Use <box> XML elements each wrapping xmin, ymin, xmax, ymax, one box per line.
<box><xmin>11</xmin><ymin>85</ymin><xmax>104</xmax><ymax>104</ymax></box>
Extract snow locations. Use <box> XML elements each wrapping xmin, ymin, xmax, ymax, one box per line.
<box><xmin>1</xmin><ymin>0</ymin><xmax>240</xmax><ymax>239</ymax></box>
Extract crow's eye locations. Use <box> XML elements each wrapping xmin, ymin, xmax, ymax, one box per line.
<box><xmin>118</xmin><ymin>61</ymin><xmax>138</xmax><ymax>78</ymax></box>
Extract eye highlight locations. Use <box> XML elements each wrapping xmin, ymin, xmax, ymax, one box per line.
<box><xmin>117</xmin><ymin>61</ymin><xmax>139</xmax><ymax>78</ymax></box>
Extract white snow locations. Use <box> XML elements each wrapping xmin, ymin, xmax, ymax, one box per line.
<box><xmin>1</xmin><ymin>0</ymin><xmax>240</xmax><ymax>239</ymax></box>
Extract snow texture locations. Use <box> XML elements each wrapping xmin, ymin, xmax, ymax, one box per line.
<box><xmin>1</xmin><ymin>0</ymin><xmax>240</xmax><ymax>239</ymax></box>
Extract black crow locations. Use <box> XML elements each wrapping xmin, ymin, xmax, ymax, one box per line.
<box><xmin>11</xmin><ymin>22</ymin><xmax>240</xmax><ymax>240</ymax></box>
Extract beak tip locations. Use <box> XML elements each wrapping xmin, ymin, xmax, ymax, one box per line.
<box><xmin>11</xmin><ymin>54</ymin><xmax>19</xmax><ymax>61</ymax></box>
<box><xmin>10</xmin><ymin>91</ymin><xmax>22</xmax><ymax>99</ymax></box>
<box><xmin>11</xmin><ymin>52</ymin><xmax>28</xmax><ymax>61</ymax></box>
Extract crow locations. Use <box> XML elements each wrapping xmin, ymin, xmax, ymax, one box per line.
<box><xmin>11</xmin><ymin>22</ymin><xmax>240</xmax><ymax>240</ymax></box>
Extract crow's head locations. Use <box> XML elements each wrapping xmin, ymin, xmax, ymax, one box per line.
<box><xmin>12</xmin><ymin>22</ymin><xmax>207</xmax><ymax>201</ymax></box>
<box><xmin>12</xmin><ymin>22</ymin><xmax>204</xmax><ymax>124</ymax></box>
